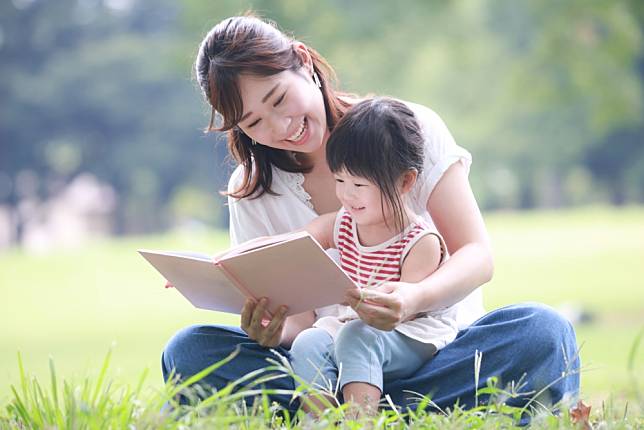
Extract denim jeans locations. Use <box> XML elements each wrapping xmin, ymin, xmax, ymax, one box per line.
<box><xmin>161</xmin><ymin>303</ymin><xmax>580</xmax><ymax>414</ymax></box>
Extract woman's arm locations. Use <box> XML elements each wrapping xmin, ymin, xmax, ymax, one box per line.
<box><xmin>280</xmin><ymin>310</ymin><xmax>316</xmax><ymax>348</ymax></box>
<box><xmin>420</xmin><ymin>161</ymin><xmax>494</xmax><ymax>308</ymax></box>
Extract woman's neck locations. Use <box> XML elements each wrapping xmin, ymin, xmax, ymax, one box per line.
<box><xmin>297</xmin><ymin>129</ymin><xmax>330</xmax><ymax>172</ymax></box>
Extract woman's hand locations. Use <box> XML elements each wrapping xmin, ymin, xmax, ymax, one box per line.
<box><xmin>344</xmin><ymin>282</ymin><xmax>420</xmax><ymax>331</ymax></box>
<box><xmin>240</xmin><ymin>297</ymin><xmax>288</xmax><ymax>348</ymax></box>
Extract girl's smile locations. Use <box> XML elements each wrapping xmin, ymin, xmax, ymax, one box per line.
<box><xmin>334</xmin><ymin>170</ymin><xmax>395</xmax><ymax>230</ymax></box>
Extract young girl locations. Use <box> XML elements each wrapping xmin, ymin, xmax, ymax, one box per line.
<box><xmin>290</xmin><ymin>97</ymin><xmax>459</xmax><ymax>415</ymax></box>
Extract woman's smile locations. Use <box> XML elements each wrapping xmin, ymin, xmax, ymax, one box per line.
<box><xmin>285</xmin><ymin>117</ymin><xmax>308</xmax><ymax>144</ymax></box>
<box><xmin>238</xmin><ymin>70</ymin><xmax>326</xmax><ymax>153</ymax></box>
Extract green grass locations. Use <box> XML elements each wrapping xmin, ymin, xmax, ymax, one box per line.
<box><xmin>1</xmin><ymin>206</ymin><xmax>643</xmax><ymax>427</ymax></box>
<box><xmin>483</xmin><ymin>206</ymin><xmax>644</xmax><ymax>401</ymax></box>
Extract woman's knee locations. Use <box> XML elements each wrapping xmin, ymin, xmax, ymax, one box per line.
<box><xmin>162</xmin><ymin>324</ymin><xmax>243</xmax><ymax>381</ymax></box>
<box><xmin>503</xmin><ymin>303</ymin><xmax>579</xmax><ymax>364</ymax></box>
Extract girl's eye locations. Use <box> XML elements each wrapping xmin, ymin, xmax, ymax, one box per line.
<box><xmin>273</xmin><ymin>91</ymin><xmax>287</xmax><ymax>107</ymax></box>
<box><xmin>335</xmin><ymin>178</ymin><xmax>344</xmax><ymax>183</ymax></box>
<box><xmin>247</xmin><ymin>118</ymin><xmax>261</xmax><ymax>128</ymax></box>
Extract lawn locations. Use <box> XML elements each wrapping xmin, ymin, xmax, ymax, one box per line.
<box><xmin>1</xmin><ymin>206</ymin><xmax>642</xmax><ymax>412</ymax></box>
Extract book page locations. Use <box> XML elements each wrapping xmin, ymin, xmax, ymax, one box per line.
<box><xmin>220</xmin><ymin>234</ymin><xmax>358</xmax><ymax>315</ymax></box>
<box><xmin>218</xmin><ymin>230</ymin><xmax>309</xmax><ymax>259</ymax></box>
<box><xmin>139</xmin><ymin>250</ymin><xmax>247</xmax><ymax>314</ymax></box>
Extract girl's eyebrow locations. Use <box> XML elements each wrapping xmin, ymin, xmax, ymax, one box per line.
<box><xmin>239</xmin><ymin>83</ymin><xmax>281</xmax><ymax>123</ymax></box>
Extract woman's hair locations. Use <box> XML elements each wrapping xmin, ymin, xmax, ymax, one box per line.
<box><xmin>195</xmin><ymin>13</ymin><xmax>351</xmax><ymax>199</ymax></box>
<box><xmin>326</xmin><ymin>97</ymin><xmax>425</xmax><ymax>234</ymax></box>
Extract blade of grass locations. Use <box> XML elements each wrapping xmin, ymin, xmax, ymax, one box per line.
<box><xmin>90</xmin><ymin>345</ymin><xmax>114</xmax><ymax>406</ymax></box>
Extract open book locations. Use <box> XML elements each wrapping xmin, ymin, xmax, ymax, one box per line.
<box><xmin>139</xmin><ymin>231</ymin><xmax>358</xmax><ymax>316</ymax></box>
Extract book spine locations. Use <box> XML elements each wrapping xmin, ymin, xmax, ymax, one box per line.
<box><xmin>214</xmin><ymin>260</ymin><xmax>274</xmax><ymax>318</ymax></box>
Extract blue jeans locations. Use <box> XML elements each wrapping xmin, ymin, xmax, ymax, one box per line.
<box><xmin>161</xmin><ymin>303</ymin><xmax>579</xmax><ymax>414</ymax></box>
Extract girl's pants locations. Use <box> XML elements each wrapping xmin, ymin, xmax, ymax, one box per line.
<box><xmin>289</xmin><ymin>321</ymin><xmax>437</xmax><ymax>395</ymax></box>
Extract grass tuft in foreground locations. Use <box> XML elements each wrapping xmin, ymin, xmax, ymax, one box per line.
<box><xmin>2</xmin><ymin>344</ymin><xmax>643</xmax><ymax>429</ymax></box>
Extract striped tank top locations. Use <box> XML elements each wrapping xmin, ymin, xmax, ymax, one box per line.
<box><xmin>334</xmin><ymin>208</ymin><xmax>444</xmax><ymax>289</ymax></box>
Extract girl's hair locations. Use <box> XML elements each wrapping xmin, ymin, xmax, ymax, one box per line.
<box><xmin>326</xmin><ymin>97</ymin><xmax>425</xmax><ymax>234</ymax></box>
<box><xmin>195</xmin><ymin>13</ymin><xmax>351</xmax><ymax>199</ymax></box>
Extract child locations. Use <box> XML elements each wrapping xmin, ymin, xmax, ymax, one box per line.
<box><xmin>290</xmin><ymin>97</ymin><xmax>459</xmax><ymax>416</ymax></box>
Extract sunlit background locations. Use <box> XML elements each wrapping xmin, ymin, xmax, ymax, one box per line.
<box><xmin>1</xmin><ymin>0</ymin><xmax>643</xmax><ymax>409</ymax></box>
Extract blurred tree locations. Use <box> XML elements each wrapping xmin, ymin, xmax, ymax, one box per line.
<box><xmin>487</xmin><ymin>0</ymin><xmax>642</xmax><ymax>207</ymax></box>
<box><xmin>1</xmin><ymin>0</ymin><xmax>642</xmax><ymax>244</ymax></box>
<box><xmin>181</xmin><ymin>0</ymin><xmax>643</xmax><ymax>209</ymax></box>
<box><xmin>583</xmin><ymin>0</ymin><xmax>644</xmax><ymax>205</ymax></box>
<box><xmin>0</xmin><ymin>0</ymin><xmax>229</xmax><ymax>240</ymax></box>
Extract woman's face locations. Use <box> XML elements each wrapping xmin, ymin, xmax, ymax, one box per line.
<box><xmin>236</xmin><ymin>68</ymin><xmax>327</xmax><ymax>154</ymax></box>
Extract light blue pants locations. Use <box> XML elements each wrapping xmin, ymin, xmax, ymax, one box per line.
<box><xmin>289</xmin><ymin>320</ymin><xmax>437</xmax><ymax>394</ymax></box>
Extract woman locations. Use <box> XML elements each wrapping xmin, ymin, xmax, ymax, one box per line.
<box><xmin>162</xmin><ymin>14</ymin><xmax>579</xmax><ymax>414</ymax></box>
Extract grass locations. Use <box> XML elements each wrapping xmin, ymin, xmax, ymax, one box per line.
<box><xmin>1</xmin><ymin>344</ymin><xmax>641</xmax><ymax>428</ymax></box>
<box><xmin>1</xmin><ymin>206</ymin><xmax>643</xmax><ymax>427</ymax></box>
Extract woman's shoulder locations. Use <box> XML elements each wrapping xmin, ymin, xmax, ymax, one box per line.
<box><xmin>398</xmin><ymin>99</ymin><xmax>448</xmax><ymax>132</ymax></box>
<box><xmin>227</xmin><ymin>163</ymin><xmax>246</xmax><ymax>195</ymax></box>
<box><xmin>227</xmin><ymin>163</ymin><xmax>286</xmax><ymax>191</ymax></box>
<box><xmin>227</xmin><ymin>163</ymin><xmax>308</xmax><ymax>205</ymax></box>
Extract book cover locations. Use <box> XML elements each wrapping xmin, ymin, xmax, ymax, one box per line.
<box><xmin>139</xmin><ymin>232</ymin><xmax>357</xmax><ymax>316</ymax></box>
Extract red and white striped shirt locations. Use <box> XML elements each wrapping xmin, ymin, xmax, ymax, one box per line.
<box><xmin>314</xmin><ymin>207</ymin><xmax>458</xmax><ymax>348</ymax></box>
<box><xmin>334</xmin><ymin>208</ymin><xmax>444</xmax><ymax>289</ymax></box>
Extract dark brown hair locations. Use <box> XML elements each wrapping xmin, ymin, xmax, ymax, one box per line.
<box><xmin>195</xmin><ymin>13</ymin><xmax>351</xmax><ymax>199</ymax></box>
<box><xmin>327</xmin><ymin>97</ymin><xmax>425</xmax><ymax>234</ymax></box>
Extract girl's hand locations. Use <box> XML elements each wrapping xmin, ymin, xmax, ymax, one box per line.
<box><xmin>240</xmin><ymin>297</ymin><xmax>288</xmax><ymax>348</ymax></box>
<box><xmin>344</xmin><ymin>282</ymin><xmax>419</xmax><ymax>331</ymax></box>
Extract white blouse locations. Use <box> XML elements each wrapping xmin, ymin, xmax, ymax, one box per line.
<box><xmin>227</xmin><ymin>101</ymin><xmax>485</xmax><ymax>329</ymax></box>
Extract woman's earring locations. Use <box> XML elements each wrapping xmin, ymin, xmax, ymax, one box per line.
<box><xmin>312</xmin><ymin>71</ymin><xmax>321</xmax><ymax>88</ymax></box>
<box><xmin>251</xmin><ymin>138</ymin><xmax>257</xmax><ymax>146</ymax></box>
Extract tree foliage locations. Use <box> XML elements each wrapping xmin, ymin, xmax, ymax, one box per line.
<box><xmin>1</xmin><ymin>0</ymin><xmax>642</xmax><ymax>238</ymax></box>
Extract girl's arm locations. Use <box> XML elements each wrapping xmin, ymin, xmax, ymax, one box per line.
<box><xmin>304</xmin><ymin>211</ymin><xmax>337</xmax><ymax>249</ymax></box>
<box><xmin>399</xmin><ymin>233</ymin><xmax>443</xmax><ymax>283</ymax></box>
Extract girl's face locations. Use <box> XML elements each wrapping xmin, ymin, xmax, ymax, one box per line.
<box><xmin>236</xmin><ymin>68</ymin><xmax>327</xmax><ymax>154</ymax></box>
<box><xmin>334</xmin><ymin>170</ymin><xmax>393</xmax><ymax>228</ymax></box>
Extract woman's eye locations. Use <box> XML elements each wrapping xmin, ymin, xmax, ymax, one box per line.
<box><xmin>335</xmin><ymin>178</ymin><xmax>344</xmax><ymax>183</ymax></box>
<box><xmin>273</xmin><ymin>91</ymin><xmax>286</xmax><ymax>107</ymax></box>
<box><xmin>247</xmin><ymin>119</ymin><xmax>261</xmax><ymax>128</ymax></box>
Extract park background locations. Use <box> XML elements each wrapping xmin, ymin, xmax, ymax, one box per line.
<box><xmin>0</xmin><ymin>0</ymin><xmax>643</xmax><ymax>413</ymax></box>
